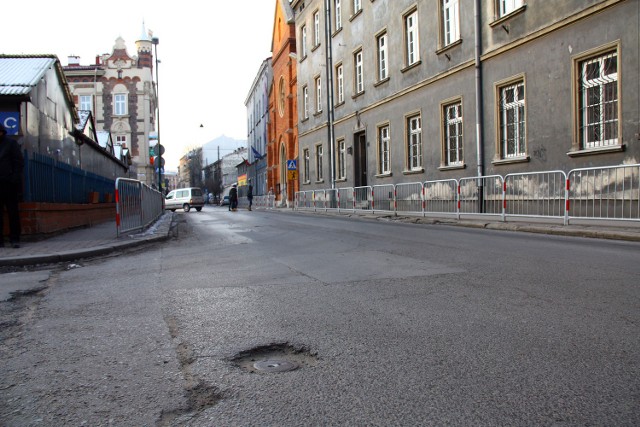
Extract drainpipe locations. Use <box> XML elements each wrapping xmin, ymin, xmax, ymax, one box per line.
<box><xmin>474</xmin><ymin>0</ymin><xmax>485</xmax><ymax>211</ymax></box>
<box><xmin>324</xmin><ymin>0</ymin><xmax>336</xmax><ymax>190</ymax></box>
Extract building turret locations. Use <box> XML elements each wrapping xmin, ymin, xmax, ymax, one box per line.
<box><xmin>136</xmin><ymin>21</ymin><xmax>153</xmax><ymax>69</ymax></box>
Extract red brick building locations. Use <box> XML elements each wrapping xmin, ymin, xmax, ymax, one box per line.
<box><xmin>267</xmin><ymin>0</ymin><xmax>298</xmax><ymax>207</ymax></box>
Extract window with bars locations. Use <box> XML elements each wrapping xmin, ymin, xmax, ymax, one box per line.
<box><xmin>442</xmin><ymin>0</ymin><xmax>460</xmax><ymax>46</ymax></box>
<box><xmin>579</xmin><ymin>51</ymin><xmax>618</xmax><ymax>149</ymax></box>
<box><xmin>316</xmin><ymin>144</ymin><xmax>324</xmax><ymax>181</ymax></box>
<box><xmin>377</xmin><ymin>33</ymin><xmax>388</xmax><ymax>81</ymax></box>
<box><xmin>499</xmin><ymin>81</ymin><xmax>526</xmax><ymax>158</ymax></box>
<box><xmin>378</xmin><ymin>124</ymin><xmax>391</xmax><ymax>174</ymax></box>
<box><xmin>407</xmin><ymin>115</ymin><xmax>422</xmax><ymax>170</ymax></box>
<box><xmin>337</xmin><ymin>139</ymin><xmax>346</xmax><ymax>179</ymax></box>
<box><xmin>443</xmin><ymin>102</ymin><xmax>463</xmax><ymax>166</ymax></box>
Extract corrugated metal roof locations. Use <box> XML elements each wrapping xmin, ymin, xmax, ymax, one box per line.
<box><xmin>0</xmin><ymin>56</ymin><xmax>57</xmax><ymax>96</ymax></box>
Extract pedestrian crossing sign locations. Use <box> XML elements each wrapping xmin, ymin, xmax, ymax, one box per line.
<box><xmin>287</xmin><ymin>160</ymin><xmax>297</xmax><ymax>170</ymax></box>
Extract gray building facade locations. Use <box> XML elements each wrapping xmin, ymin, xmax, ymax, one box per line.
<box><xmin>292</xmin><ymin>0</ymin><xmax>639</xmax><ymax>191</ymax></box>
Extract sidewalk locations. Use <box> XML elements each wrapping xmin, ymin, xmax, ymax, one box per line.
<box><xmin>1</xmin><ymin>209</ymin><xmax>639</xmax><ymax>268</ymax></box>
<box><xmin>0</xmin><ymin>212</ymin><xmax>174</xmax><ymax>267</ymax></box>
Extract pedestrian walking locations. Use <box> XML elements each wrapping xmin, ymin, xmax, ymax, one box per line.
<box><xmin>0</xmin><ymin>123</ymin><xmax>24</xmax><ymax>248</ymax></box>
<box><xmin>247</xmin><ymin>180</ymin><xmax>253</xmax><ymax>211</ymax></box>
<box><xmin>229</xmin><ymin>184</ymin><xmax>238</xmax><ymax>211</ymax></box>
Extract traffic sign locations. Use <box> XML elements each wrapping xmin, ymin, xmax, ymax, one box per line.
<box><xmin>154</xmin><ymin>156</ymin><xmax>165</xmax><ymax>167</ymax></box>
<box><xmin>287</xmin><ymin>160</ymin><xmax>297</xmax><ymax>170</ymax></box>
<box><xmin>287</xmin><ymin>170</ymin><xmax>298</xmax><ymax>180</ymax></box>
<box><xmin>153</xmin><ymin>144</ymin><xmax>165</xmax><ymax>156</ymax></box>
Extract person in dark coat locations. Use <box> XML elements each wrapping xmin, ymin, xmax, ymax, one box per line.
<box><xmin>229</xmin><ymin>184</ymin><xmax>238</xmax><ymax>211</ymax></box>
<box><xmin>0</xmin><ymin>123</ymin><xmax>24</xmax><ymax>248</ymax></box>
<box><xmin>247</xmin><ymin>180</ymin><xmax>253</xmax><ymax>211</ymax></box>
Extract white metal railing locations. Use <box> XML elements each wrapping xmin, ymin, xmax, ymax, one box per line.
<box><xmin>115</xmin><ymin>178</ymin><xmax>164</xmax><ymax>237</ymax></box>
<box><xmin>293</xmin><ymin>164</ymin><xmax>640</xmax><ymax>225</ymax></box>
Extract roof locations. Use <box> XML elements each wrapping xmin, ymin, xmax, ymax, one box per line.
<box><xmin>0</xmin><ymin>55</ymin><xmax>57</xmax><ymax>95</ymax></box>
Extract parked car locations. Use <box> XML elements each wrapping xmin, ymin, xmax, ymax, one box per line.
<box><xmin>220</xmin><ymin>195</ymin><xmax>230</xmax><ymax>206</ymax></box>
<box><xmin>165</xmin><ymin>187</ymin><xmax>205</xmax><ymax>212</ymax></box>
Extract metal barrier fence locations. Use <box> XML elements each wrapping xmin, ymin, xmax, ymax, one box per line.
<box><xmin>23</xmin><ymin>151</ymin><xmax>115</xmax><ymax>203</ymax></box>
<box><xmin>293</xmin><ymin>164</ymin><xmax>640</xmax><ymax>225</ymax></box>
<box><xmin>252</xmin><ymin>195</ymin><xmax>276</xmax><ymax>209</ymax></box>
<box><xmin>115</xmin><ymin>178</ymin><xmax>164</xmax><ymax>237</ymax></box>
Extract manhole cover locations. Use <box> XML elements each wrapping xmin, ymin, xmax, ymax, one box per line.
<box><xmin>253</xmin><ymin>359</ymin><xmax>299</xmax><ymax>373</ymax></box>
<box><xmin>231</xmin><ymin>343</ymin><xmax>317</xmax><ymax>373</ymax></box>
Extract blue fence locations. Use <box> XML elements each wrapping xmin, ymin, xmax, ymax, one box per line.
<box><xmin>23</xmin><ymin>151</ymin><xmax>115</xmax><ymax>204</ymax></box>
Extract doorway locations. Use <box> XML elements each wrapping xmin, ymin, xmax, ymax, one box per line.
<box><xmin>353</xmin><ymin>131</ymin><xmax>367</xmax><ymax>187</ymax></box>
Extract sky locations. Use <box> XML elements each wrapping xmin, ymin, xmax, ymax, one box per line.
<box><xmin>1</xmin><ymin>0</ymin><xmax>276</xmax><ymax>170</ymax></box>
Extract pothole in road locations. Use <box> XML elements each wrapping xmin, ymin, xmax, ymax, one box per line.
<box><xmin>231</xmin><ymin>343</ymin><xmax>317</xmax><ymax>373</ymax></box>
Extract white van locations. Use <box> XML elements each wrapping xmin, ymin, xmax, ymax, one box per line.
<box><xmin>165</xmin><ymin>187</ymin><xmax>205</xmax><ymax>212</ymax></box>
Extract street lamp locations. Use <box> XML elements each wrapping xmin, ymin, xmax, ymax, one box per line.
<box><xmin>152</xmin><ymin>36</ymin><xmax>163</xmax><ymax>192</ymax></box>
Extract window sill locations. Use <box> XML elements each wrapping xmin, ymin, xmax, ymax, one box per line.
<box><xmin>349</xmin><ymin>9</ymin><xmax>363</xmax><ymax>22</ymax></box>
<box><xmin>435</xmin><ymin>39</ymin><xmax>462</xmax><ymax>56</ymax></box>
<box><xmin>315</xmin><ymin>180</ymin><xmax>325</xmax><ymax>184</ymax></box>
<box><xmin>403</xmin><ymin>168</ymin><xmax>424</xmax><ymax>175</ymax></box>
<box><xmin>303</xmin><ymin>180</ymin><xmax>311</xmax><ymax>185</ymax></box>
<box><xmin>375</xmin><ymin>172</ymin><xmax>392</xmax><ymax>178</ymax></box>
<box><xmin>336</xmin><ymin>178</ymin><xmax>347</xmax><ymax>183</ymax></box>
<box><xmin>332</xmin><ymin>27</ymin><xmax>343</xmax><ymax>37</ymax></box>
<box><xmin>374</xmin><ymin>77</ymin><xmax>390</xmax><ymax>87</ymax></box>
<box><xmin>311</xmin><ymin>44</ymin><xmax>321</xmax><ymax>53</ymax></box>
<box><xmin>313</xmin><ymin>111</ymin><xmax>323</xmax><ymax>117</ymax></box>
<box><xmin>401</xmin><ymin>60</ymin><xmax>422</xmax><ymax>74</ymax></box>
<box><xmin>490</xmin><ymin>5</ymin><xmax>527</xmax><ymax>27</ymax></box>
<box><xmin>492</xmin><ymin>155</ymin><xmax>530</xmax><ymax>165</ymax></box>
<box><xmin>352</xmin><ymin>91</ymin><xmax>365</xmax><ymax>100</ymax></box>
<box><xmin>567</xmin><ymin>144</ymin><xmax>624</xmax><ymax>157</ymax></box>
<box><xmin>438</xmin><ymin>163</ymin><xmax>466</xmax><ymax>171</ymax></box>
<box><xmin>334</xmin><ymin>101</ymin><xmax>345</xmax><ymax>109</ymax></box>
<box><xmin>299</xmin><ymin>55</ymin><xmax>307</xmax><ymax>63</ymax></box>
<box><xmin>301</xmin><ymin>117</ymin><xmax>309</xmax><ymax>123</ymax></box>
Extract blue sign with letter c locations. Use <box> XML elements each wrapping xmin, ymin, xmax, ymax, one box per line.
<box><xmin>0</xmin><ymin>112</ymin><xmax>20</xmax><ymax>135</ymax></box>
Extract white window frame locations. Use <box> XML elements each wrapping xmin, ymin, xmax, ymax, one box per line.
<box><xmin>444</xmin><ymin>101</ymin><xmax>463</xmax><ymax>166</ymax></box>
<box><xmin>499</xmin><ymin>0</ymin><xmax>523</xmax><ymax>17</ymax></box>
<box><xmin>407</xmin><ymin>114</ymin><xmax>422</xmax><ymax>171</ymax></box>
<box><xmin>337</xmin><ymin>139</ymin><xmax>346</xmax><ymax>180</ymax></box>
<box><xmin>499</xmin><ymin>81</ymin><xmax>526</xmax><ymax>158</ymax></box>
<box><xmin>405</xmin><ymin>10</ymin><xmax>420</xmax><ymax>66</ymax></box>
<box><xmin>443</xmin><ymin>0</ymin><xmax>460</xmax><ymax>46</ymax></box>
<box><xmin>314</xmin><ymin>11</ymin><xmax>321</xmax><ymax>47</ymax></box>
<box><xmin>316</xmin><ymin>144</ymin><xmax>324</xmax><ymax>181</ymax></box>
<box><xmin>354</xmin><ymin>49</ymin><xmax>364</xmax><ymax>94</ymax></box>
<box><xmin>303</xmin><ymin>85</ymin><xmax>309</xmax><ymax>119</ymax></box>
<box><xmin>315</xmin><ymin>76</ymin><xmax>323</xmax><ymax>113</ymax></box>
<box><xmin>336</xmin><ymin>63</ymin><xmax>344</xmax><ymax>104</ymax></box>
<box><xmin>303</xmin><ymin>148</ymin><xmax>310</xmax><ymax>183</ymax></box>
<box><xmin>579</xmin><ymin>51</ymin><xmax>618</xmax><ymax>149</ymax></box>
<box><xmin>116</xmin><ymin>135</ymin><xmax>127</xmax><ymax>146</ymax></box>
<box><xmin>377</xmin><ymin>32</ymin><xmax>388</xmax><ymax>81</ymax></box>
<box><xmin>113</xmin><ymin>93</ymin><xmax>127</xmax><ymax>116</ymax></box>
<box><xmin>378</xmin><ymin>124</ymin><xmax>391</xmax><ymax>174</ymax></box>
<box><xmin>301</xmin><ymin>25</ymin><xmax>308</xmax><ymax>57</ymax></box>
<box><xmin>79</xmin><ymin>94</ymin><xmax>92</xmax><ymax>112</ymax></box>
<box><xmin>335</xmin><ymin>0</ymin><xmax>342</xmax><ymax>30</ymax></box>
<box><xmin>353</xmin><ymin>0</ymin><xmax>362</xmax><ymax>14</ymax></box>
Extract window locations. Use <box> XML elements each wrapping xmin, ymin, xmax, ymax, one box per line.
<box><xmin>443</xmin><ymin>101</ymin><xmax>463</xmax><ymax>166</ymax></box>
<box><xmin>316</xmin><ymin>144</ymin><xmax>324</xmax><ymax>181</ymax></box>
<box><xmin>113</xmin><ymin>93</ymin><xmax>127</xmax><ymax>116</ymax></box>
<box><xmin>499</xmin><ymin>80</ymin><xmax>526</xmax><ymax>158</ymax></box>
<box><xmin>336</xmin><ymin>63</ymin><xmax>344</xmax><ymax>104</ymax></box>
<box><xmin>353</xmin><ymin>0</ymin><xmax>362</xmax><ymax>14</ymax></box>
<box><xmin>407</xmin><ymin>114</ymin><xmax>422</xmax><ymax>171</ymax></box>
<box><xmin>335</xmin><ymin>0</ymin><xmax>342</xmax><ymax>30</ymax></box>
<box><xmin>578</xmin><ymin>51</ymin><xmax>618</xmax><ymax>149</ymax></box>
<box><xmin>405</xmin><ymin>10</ymin><xmax>420</xmax><ymax>66</ymax></box>
<box><xmin>354</xmin><ymin>49</ymin><xmax>364</xmax><ymax>94</ymax></box>
<box><xmin>79</xmin><ymin>95</ymin><xmax>92</xmax><ymax>112</ymax></box>
<box><xmin>442</xmin><ymin>0</ymin><xmax>460</xmax><ymax>46</ymax></box>
<box><xmin>315</xmin><ymin>76</ymin><xmax>323</xmax><ymax>113</ymax></box>
<box><xmin>378</xmin><ymin>124</ymin><xmax>391</xmax><ymax>174</ymax></box>
<box><xmin>301</xmin><ymin>25</ymin><xmax>308</xmax><ymax>57</ymax></box>
<box><xmin>337</xmin><ymin>139</ymin><xmax>346</xmax><ymax>180</ymax></box>
<box><xmin>498</xmin><ymin>0</ymin><xmax>523</xmax><ymax>17</ymax></box>
<box><xmin>278</xmin><ymin>76</ymin><xmax>286</xmax><ymax>118</ymax></box>
<box><xmin>377</xmin><ymin>33</ymin><xmax>388</xmax><ymax>81</ymax></box>
<box><xmin>303</xmin><ymin>148</ymin><xmax>310</xmax><ymax>183</ymax></box>
<box><xmin>116</xmin><ymin>135</ymin><xmax>127</xmax><ymax>146</ymax></box>
<box><xmin>313</xmin><ymin>11</ymin><xmax>321</xmax><ymax>47</ymax></box>
<box><xmin>303</xmin><ymin>85</ymin><xmax>309</xmax><ymax>119</ymax></box>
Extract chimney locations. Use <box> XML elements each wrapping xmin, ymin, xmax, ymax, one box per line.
<box><xmin>95</xmin><ymin>55</ymin><xmax>101</xmax><ymax>65</ymax></box>
<box><xmin>67</xmin><ymin>56</ymin><xmax>80</xmax><ymax>66</ymax></box>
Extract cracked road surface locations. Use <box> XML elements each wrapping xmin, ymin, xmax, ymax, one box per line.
<box><xmin>1</xmin><ymin>207</ymin><xmax>639</xmax><ymax>426</ymax></box>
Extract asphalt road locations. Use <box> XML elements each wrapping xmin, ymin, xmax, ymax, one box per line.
<box><xmin>1</xmin><ymin>206</ymin><xmax>639</xmax><ymax>426</ymax></box>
